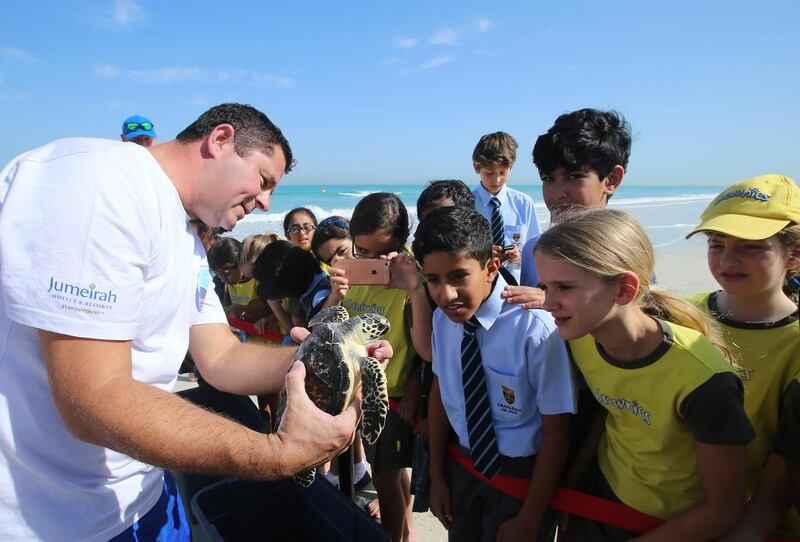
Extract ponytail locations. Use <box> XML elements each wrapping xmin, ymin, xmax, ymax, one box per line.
<box><xmin>641</xmin><ymin>285</ymin><xmax>731</xmax><ymax>361</ymax></box>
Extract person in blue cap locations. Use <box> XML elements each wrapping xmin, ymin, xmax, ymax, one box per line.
<box><xmin>121</xmin><ymin>114</ymin><xmax>158</xmax><ymax>147</ymax></box>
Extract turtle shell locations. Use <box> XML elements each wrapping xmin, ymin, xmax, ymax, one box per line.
<box><xmin>295</xmin><ymin>323</ymin><xmax>360</xmax><ymax>415</ymax></box>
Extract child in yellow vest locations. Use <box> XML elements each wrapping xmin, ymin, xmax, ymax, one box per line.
<box><xmin>330</xmin><ymin>192</ymin><xmax>432</xmax><ymax>542</ymax></box>
<box><xmin>535</xmin><ymin>208</ymin><xmax>755</xmax><ymax>541</ymax></box>
<box><xmin>236</xmin><ymin>233</ymin><xmax>285</xmax><ymax>344</ymax></box>
<box><xmin>686</xmin><ymin>174</ymin><xmax>800</xmax><ymax>540</ymax></box>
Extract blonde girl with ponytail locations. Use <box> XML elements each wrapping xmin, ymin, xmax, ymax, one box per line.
<box><xmin>535</xmin><ymin>208</ymin><xmax>754</xmax><ymax>542</ymax></box>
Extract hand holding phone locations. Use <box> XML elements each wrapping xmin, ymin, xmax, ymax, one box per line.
<box><xmin>333</xmin><ymin>259</ymin><xmax>390</xmax><ymax>285</ymax></box>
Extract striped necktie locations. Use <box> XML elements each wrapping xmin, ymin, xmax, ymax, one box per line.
<box><xmin>489</xmin><ymin>196</ymin><xmax>505</xmax><ymax>247</ymax></box>
<box><xmin>461</xmin><ymin>317</ymin><xmax>502</xmax><ymax>478</ymax></box>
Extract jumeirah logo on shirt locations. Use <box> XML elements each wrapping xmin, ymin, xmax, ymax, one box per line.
<box><xmin>46</xmin><ymin>276</ymin><xmax>118</xmax><ymax>316</ymax></box>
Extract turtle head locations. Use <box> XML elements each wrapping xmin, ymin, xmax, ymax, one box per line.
<box><xmin>352</xmin><ymin>313</ymin><xmax>390</xmax><ymax>342</ymax></box>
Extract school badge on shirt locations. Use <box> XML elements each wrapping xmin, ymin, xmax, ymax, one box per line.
<box><xmin>502</xmin><ymin>385</ymin><xmax>515</xmax><ymax>405</ymax></box>
<box><xmin>497</xmin><ymin>385</ymin><xmax>522</xmax><ymax>415</ymax></box>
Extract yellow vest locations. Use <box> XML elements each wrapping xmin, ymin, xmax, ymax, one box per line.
<box><xmin>342</xmin><ymin>284</ymin><xmax>416</xmax><ymax>397</ymax></box>
<box><xmin>568</xmin><ymin>319</ymin><xmax>738</xmax><ymax>519</ymax></box>
<box><xmin>227</xmin><ymin>278</ymin><xmax>280</xmax><ymax>344</ymax></box>
<box><xmin>689</xmin><ymin>292</ymin><xmax>800</xmax><ymax>536</ymax></box>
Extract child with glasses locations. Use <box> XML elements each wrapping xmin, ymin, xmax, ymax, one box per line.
<box><xmin>332</xmin><ymin>192</ymin><xmax>433</xmax><ymax>542</ymax></box>
<box><xmin>284</xmin><ymin>207</ymin><xmax>318</xmax><ymax>252</ymax></box>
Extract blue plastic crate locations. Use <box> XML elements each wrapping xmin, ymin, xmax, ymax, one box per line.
<box><xmin>191</xmin><ymin>477</ymin><xmax>388</xmax><ymax>541</ymax></box>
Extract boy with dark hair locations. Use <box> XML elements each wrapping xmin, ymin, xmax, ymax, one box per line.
<box><xmin>471</xmin><ymin>132</ymin><xmax>541</xmax><ymax>284</ymax></box>
<box><xmin>513</xmin><ymin>109</ymin><xmax>632</xmax><ymax>301</ymax></box>
<box><xmin>412</xmin><ymin>205</ymin><xmax>575</xmax><ymax>541</ymax></box>
<box><xmin>253</xmin><ymin>240</ymin><xmax>331</xmax><ymax>323</ymax></box>
<box><xmin>417</xmin><ymin>179</ymin><xmax>475</xmax><ymax>221</ymax></box>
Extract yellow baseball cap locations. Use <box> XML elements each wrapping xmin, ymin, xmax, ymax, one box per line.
<box><xmin>687</xmin><ymin>174</ymin><xmax>800</xmax><ymax>240</ymax></box>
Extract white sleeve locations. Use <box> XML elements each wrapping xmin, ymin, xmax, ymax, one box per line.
<box><xmin>191</xmin><ymin>264</ymin><xmax>227</xmax><ymax>326</ymax></box>
<box><xmin>2</xmin><ymin>155</ymin><xmax>150</xmax><ymax>340</ymax></box>
<box><xmin>519</xmin><ymin>236</ymin><xmax>540</xmax><ymax>287</ymax></box>
<box><xmin>528</xmin><ymin>324</ymin><xmax>577</xmax><ymax>415</ymax></box>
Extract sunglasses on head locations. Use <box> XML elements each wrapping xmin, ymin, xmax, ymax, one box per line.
<box><xmin>318</xmin><ymin>217</ymin><xmax>349</xmax><ymax>230</ymax></box>
<box><xmin>125</xmin><ymin>122</ymin><xmax>153</xmax><ymax>132</ymax></box>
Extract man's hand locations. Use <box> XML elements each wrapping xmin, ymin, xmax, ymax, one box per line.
<box><xmin>275</xmin><ymin>361</ymin><xmax>362</xmax><ymax>476</ymax></box>
<box><xmin>501</xmin><ymin>285</ymin><xmax>545</xmax><ymax>309</ymax></box>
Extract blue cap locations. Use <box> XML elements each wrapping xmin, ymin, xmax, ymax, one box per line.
<box><xmin>122</xmin><ymin>115</ymin><xmax>157</xmax><ymax>139</ymax></box>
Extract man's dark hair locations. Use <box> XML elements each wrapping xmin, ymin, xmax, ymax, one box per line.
<box><xmin>176</xmin><ymin>103</ymin><xmax>295</xmax><ymax>173</ymax></box>
<box><xmin>532</xmin><ymin>108</ymin><xmax>631</xmax><ymax>181</ymax></box>
<box><xmin>472</xmin><ymin>131</ymin><xmax>518</xmax><ymax>168</ymax></box>
<box><xmin>207</xmin><ymin>237</ymin><xmax>242</xmax><ymax>273</ymax></box>
<box><xmin>412</xmin><ymin>206</ymin><xmax>492</xmax><ymax>266</ymax></box>
<box><xmin>351</xmin><ymin>192</ymin><xmax>410</xmax><ymax>245</ymax></box>
<box><xmin>253</xmin><ymin>240</ymin><xmax>320</xmax><ymax>300</ymax></box>
<box><xmin>416</xmin><ymin>180</ymin><xmax>475</xmax><ymax>219</ymax></box>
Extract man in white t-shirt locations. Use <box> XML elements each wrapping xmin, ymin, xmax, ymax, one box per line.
<box><xmin>0</xmin><ymin>103</ymin><xmax>387</xmax><ymax>541</ymax></box>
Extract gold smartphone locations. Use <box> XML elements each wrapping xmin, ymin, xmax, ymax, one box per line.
<box><xmin>334</xmin><ymin>259</ymin><xmax>390</xmax><ymax>285</ymax></box>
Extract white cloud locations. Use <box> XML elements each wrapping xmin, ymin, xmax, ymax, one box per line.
<box><xmin>424</xmin><ymin>19</ymin><xmax>493</xmax><ymax>48</ymax></box>
<box><xmin>88</xmin><ymin>0</ymin><xmax>145</xmax><ymax>28</ymax></box>
<box><xmin>429</xmin><ymin>28</ymin><xmax>459</xmax><ymax>46</ymax></box>
<box><xmin>394</xmin><ymin>36</ymin><xmax>417</xmax><ymax>49</ymax></box>
<box><xmin>94</xmin><ymin>64</ymin><xmax>121</xmax><ymax>78</ymax></box>
<box><xmin>250</xmin><ymin>73</ymin><xmax>294</xmax><ymax>89</ymax></box>
<box><xmin>128</xmin><ymin>66</ymin><xmax>208</xmax><ymax>82</ymax></box>
<box><xmin>401</xmin><ymin>55</ymin><xmax>455</xmax><ymax>75</ymax></box>
<box><xmin>96</xmin><ymin>65</ymin><xmax>295</xmax><ymax>89</ymax></box>
<box><xmin>217</xmin><ymin>69</ymin><xmax>294</xmax><ymax>88</ymax></box>
<box><xmin>114</xmin><ymin>0</ymin><xmax>145</xmax><ymax>26</ymax></box>
<box><xmin>0</xmin><ymin>48</ymin><xmax>34</xmax><ymax>62</ymax></box>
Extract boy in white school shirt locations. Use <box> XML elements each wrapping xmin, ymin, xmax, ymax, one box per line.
<box><xmin>413</xmin><ymin>205</ymin><xmax>575</xmax><ymax>542</ymax></box>
<box><xmin>471</xmin><ymin>131</ymin><xmax>542</xmax><ymax>284</ymax></box>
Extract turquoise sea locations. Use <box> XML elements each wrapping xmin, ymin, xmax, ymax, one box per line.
<box><xmin>230</xmin><ymin>183</ymin><xmax>724</xmax><ymax>249</ymax></box>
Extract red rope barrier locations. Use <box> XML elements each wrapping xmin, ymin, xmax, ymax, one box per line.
<box><xmin>446</xmin><ymin>445</ymin><xmax>799</xmax><ymax>540</ymax></box>
<box><xmin>227</xmin><ymin>317</ymin><xmax>283</xmax><ymax>343</ymax></box>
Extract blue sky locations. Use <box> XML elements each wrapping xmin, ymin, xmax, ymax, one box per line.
<box><xmin>1</xmin><ymin>1</ymin><xmax>798</xmax><ymax>185</ymax></box>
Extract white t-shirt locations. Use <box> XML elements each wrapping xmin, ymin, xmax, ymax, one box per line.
<box><xmin>0</xmin><ymin>138</ymin><xmax>226</xmax><ymax>541</ymax></box>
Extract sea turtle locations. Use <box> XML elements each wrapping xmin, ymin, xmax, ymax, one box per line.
<box><xmin>275</xmin><ymin>305</ymin><xmax>391</xmax><ymax>487</ymax></box>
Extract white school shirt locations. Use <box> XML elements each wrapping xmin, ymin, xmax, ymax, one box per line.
<box><xmin>431</xmin><ymin>274</ymin><xmax>576</xmax><ymax>458</ymax></box>
<box><xmin>0</xmin><ymin>138</ymin><xmax>226</xmax><ymax>541</ymax></box>
<box><xmin>473</xmin><ymin>184</ymin><xmax>541</xmax><ymax>283</ymax></box>
<box><xmin>519</xmin><ymin>234</ymin><xmax>541</xmax><ymax>287</ymax></box>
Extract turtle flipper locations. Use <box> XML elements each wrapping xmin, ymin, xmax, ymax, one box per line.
<box><xmin>359</xmin><ymin>356</ymin><xmax>389</xmax><ymax>444</ymax></box>
<box><xmin>294</xmin><ymin>469</ymin><xmax>316</xmax><ymax>487</ymax></box>
<box><xmin>308</xmin><ymin>305</ymin><xmax>349</xmax><ymax>328</ymax></box>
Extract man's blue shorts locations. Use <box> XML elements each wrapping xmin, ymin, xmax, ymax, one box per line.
<box><xmin>110</xmin><ymin>471</ymin><xmax>191</xmax><ymax>542</ymax></box>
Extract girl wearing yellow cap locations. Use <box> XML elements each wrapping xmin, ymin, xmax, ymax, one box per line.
<box><xmin>687</xmin><ymin>174</ymin><xmax>800</xmax><ymax>540</ymax></box>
